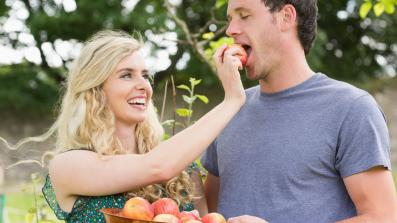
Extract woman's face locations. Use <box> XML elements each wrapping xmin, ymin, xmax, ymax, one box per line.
<box><xmin>103</xmin><ymin>51</ymin><xmax>153</xmax><ymax>126</ymax></box>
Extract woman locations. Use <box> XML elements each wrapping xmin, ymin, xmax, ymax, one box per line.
<box><xmin>31</xmin><ymin>30</ymin><xmax>245</xmax><ymax>222</ymax></box>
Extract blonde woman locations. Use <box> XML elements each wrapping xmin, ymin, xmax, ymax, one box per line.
<box><xmin>32</xmin><ymin>30</ymin><xmax>246</xmax><ymax>222</ymax></box>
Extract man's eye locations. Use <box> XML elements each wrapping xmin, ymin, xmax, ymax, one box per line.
<box><xmin>240</xmin><ymin>14</ymin><xmax>249</xmax><ymax>19</ymax></box>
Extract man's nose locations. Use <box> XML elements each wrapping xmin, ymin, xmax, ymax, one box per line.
<box><xmin>226</xmin><ymin>20</ymin><xmax>242</xmax><ymax>37</ymax></box>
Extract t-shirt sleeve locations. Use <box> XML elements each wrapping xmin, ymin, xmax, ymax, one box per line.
<box><xmin>335</xmin><ymin>94</ymin><xmax>391</xmax><ymax>178</ymax></box>
<box><xmin>200</xmin><ymin>140</ymin><xmax>220</xmax><ymax>177</ymax></box>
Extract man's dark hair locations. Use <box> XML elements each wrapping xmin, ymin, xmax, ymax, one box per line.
<box><xmin>262</xmin><ymin>0</ymin><xmax>318</xmax><ymax>54</ymax></box>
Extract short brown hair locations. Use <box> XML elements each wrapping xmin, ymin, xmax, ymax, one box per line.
<box><xmin>263</xmin><ymin>0</ymin><xmax>318</xmax><ymax>54</ymax></box>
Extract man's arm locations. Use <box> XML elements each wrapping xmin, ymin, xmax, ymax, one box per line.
<box><xmin>336</xmin><ymin>166</ymin><xmax>397</xmax><ymax>223</ymax></box>
<box><xmin>190</xmin><ymin>169</ymin><xmax>208</xmax><ymax>216</ymax></box>
<box><xmin>204</xmin><ymin>172</ymin><xmax>220</xmax><ymax>212</ymax></box>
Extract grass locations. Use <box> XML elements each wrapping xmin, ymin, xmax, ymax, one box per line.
<box><xmin>2</xmin><ymin>172</ymin><xmax>397</xmax><ymax>223</ymax></box>
<box><xmin>4</xmin><ymin>192</ymin><xmax>35</xmax><ymax>223</ymax></box>
<box><xmin>3</xmin><ymin>182</ymin><xmax>64</xmax><ymax>223</ymax></box>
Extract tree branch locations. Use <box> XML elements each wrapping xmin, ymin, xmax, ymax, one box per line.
<box><xmin>164</xmin><ymin>0</ymin><xmax>216</xmax><ymax>74</ymax></box>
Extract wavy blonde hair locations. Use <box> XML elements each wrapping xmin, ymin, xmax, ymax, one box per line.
<box><xmin>4</xmin><ymin>30</ymin><xmax>194</xmax><ymax>206</ymax></box>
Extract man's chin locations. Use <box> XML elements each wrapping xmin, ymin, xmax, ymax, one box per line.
<box><xmin>244</xmin><ymin>68</ymin><xmax>259</xmax><ymax>81</ymax></box>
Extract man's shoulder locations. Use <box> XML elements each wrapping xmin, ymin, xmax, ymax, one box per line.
<box><xmin>317</xmin><ymin>73</ymin><xmax>369</xmax><ymax>102</ymax></box>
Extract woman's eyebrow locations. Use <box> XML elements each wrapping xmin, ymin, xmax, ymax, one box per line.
<box><xmin>116</xmin><ymin>68</ymin><xmax>134</xmax><ymax>73</ymax></box>
<box><xmin>117</xmin><ymin>68</ymin><xmax>149</xmax><ymax>74</ymax></box>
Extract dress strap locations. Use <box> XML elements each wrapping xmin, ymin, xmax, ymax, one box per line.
<box><xmin>42</xmin><ymin>175</ymin><xmax>69</xmax><ymax>220</ymax></box>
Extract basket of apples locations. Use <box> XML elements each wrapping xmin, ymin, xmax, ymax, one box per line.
<box><xmin>100</xmin><ymin>197</ymin><xmax>226</xmax><ymax>223</ymax></box>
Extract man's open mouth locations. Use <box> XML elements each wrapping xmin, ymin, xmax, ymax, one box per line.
<box><xmin>242</xmin><ymin>44</ymin><xmax>252</xmax><ymax>61</ymax></box>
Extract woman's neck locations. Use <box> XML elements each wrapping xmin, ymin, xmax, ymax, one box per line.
<box><xmin>114</xmin><ymin>121</ymin><xmax>137</xmax><ymax>153</ymax></box>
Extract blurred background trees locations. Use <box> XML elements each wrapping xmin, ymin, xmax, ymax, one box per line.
<box><xmin>1</xmin><ymin>2</ymin><xmax>396</xmax><ymax>221</ymax></box>
<box><xmin>0</xmin><ymin>0</ymin><xmax>396</xmax><ymax>114</ymax></box>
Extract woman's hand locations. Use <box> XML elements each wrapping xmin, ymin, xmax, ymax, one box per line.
<box><xmin>213</xmin><ymin>44</ymin><xmax>246</xmax><ymax>106</ymax></box>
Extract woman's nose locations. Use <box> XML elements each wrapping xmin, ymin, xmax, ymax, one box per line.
<box><xmin>135</xmin><ymin>76</ymin><xmax>151</xmax><ymax>91</ymax></box>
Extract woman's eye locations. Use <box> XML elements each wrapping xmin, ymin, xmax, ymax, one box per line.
<box><xmin>121</xmin><ymin>73</ymin><xmax>132</xmax><ymax>79</ymax></box>
<box><xmin>143</xmin><ymin>74</ymin><xmax>154</xmax><ymax>84</ymax></box>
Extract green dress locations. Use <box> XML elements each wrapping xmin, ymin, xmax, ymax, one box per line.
<box><xmin>42</xmin><ymin>163</ymin><xmax>198</xmax><ymax>223</ymax></box>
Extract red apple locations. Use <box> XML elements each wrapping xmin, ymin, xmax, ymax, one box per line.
<box><xmin>152</xmin><ymin>198</ymin><xmax>180</xmax><ymax>216</ymax></box>
<box><xmin>122</xmin><ymin>197</ymin><xmax>154</xmax><ymax>220</ymax></box>
<box><xmin>201</xmin><ymin>213</ymin><xmax>226</xmax><ymax>223</ymax></box>
<box><xmin>179</xmin><ymin>211</ymin><xmax>200</xmax><ymax>223</ymax></box>
<box><xmin>222</xmin><ymin>44</ymin><xmax>248</xmax><ymax>67</ymax></box>
<box><xmin>153</xmin><ymin>214</ymin><xmax>181</xmax><ymax>223</ymax></box>
<box><xmin>184</xmin><ymin>220</ymin><xmax>203</xmax><ymax>223</ymax></box>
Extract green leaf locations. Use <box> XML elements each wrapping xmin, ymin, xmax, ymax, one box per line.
<box><xmin>162</xmin><ymin>119</ymin><xmax>175</xmax><ymax>126</ymax></box>
<box><xmin>196</xmin><ymin>94</ymin><xmax>209</xmax><ymax>104</ymax></box>
<box><xmin>189</xmin><ymin>77</ymin><xmax>201</xmax><ymax>87</ymax></box>
<box><xmin>162</xmin><ymin>133</ymin><xmax>170</xmax><ymax>140</ymax></box>
<box><xmin>374</xmin><ymin>2</ymin><xmax>385</xmax><ymax>16</ymax></box>
<box><xmin>189</xmin><ymin>78</ymin><xmax>202</xmax><ymax>87</ymax></box>
<box><xmin>28</xmin><ymin>207</ymin><xmax>37</xmax><ymax>214</ymax></box>
<box><xmin>359</xmin><ymin>1</ymin><xmax>373</xmax><ymax>18</ymax></box>
<box><xmin>25</xmin><ymin>213</ymin><xmax>35</xmax><ymax>223</ymax></box>
<box><xmin>382</xmin><ymin>0</ymin><xmax>395</xmax><ymax>14</ymax></box>
<box><xmin>183</xmin><ymin>95</ymin><xmax>196</xmax><ymax>104</ymax></box>
<box><xmin>177</xmin><ymin>84</ymin><xmax>190</xmax><ymax>92</ymax></box>
<box><xmin>176</xmin><ymin>108</ymin><xmax>193</xmax><ymax>117</ymax></box>
<box><xmin>385</xmin><ymin>4</ymin><xmax>395</xmax><ymax>14</ymax></box>
<box><xmin>215</xmin><ymin>0</ymin><xmax>227</xmax><ymax>8</ymax></box>
<box><xmin>202</xmin><ymin>32</ymin><xmax>215</xmax><ymax>40</ymax></box>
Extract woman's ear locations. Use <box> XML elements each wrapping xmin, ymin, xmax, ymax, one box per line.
<box><xmin>279</xmin><ymin>4</ymin><xmax>297</xmax><ymax>32</ymax></box>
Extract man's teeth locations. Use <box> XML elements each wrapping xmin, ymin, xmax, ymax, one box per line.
<box><xmin>128</xmin><ymin>98</ymin><xmax>145</xmax><ymax>105</ymax></box>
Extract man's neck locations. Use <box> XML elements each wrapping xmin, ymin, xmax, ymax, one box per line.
<box><xmin>259</xmin><ymin>44</ymin><xmax>314</xmax><ymax>94</ymax></box>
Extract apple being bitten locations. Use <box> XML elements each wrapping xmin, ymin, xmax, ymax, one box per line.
<box><xmin>222</xmin><ymin>44</ymin><xmax>248</xmax><ymax>67</ymax></box>
<box><xmin>152</xmin><ymin>198</ymin><xmax>181</xmax><ymax>216</ymax></box>
<box><xmin>153</xmin><ymin>214</ymin><xmax>182</xmax><ymax>223</ymax></box>
<box><xmin>122</xmin><ymin>197</ymin><xmax>154</xmax><ymax>220</ymax></box>
<box><xmin>201</xmin><ymin>213</ymin><xmax>226</xmax><ymax>223</ymax></box>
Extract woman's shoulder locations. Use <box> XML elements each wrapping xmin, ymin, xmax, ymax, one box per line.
<box><xmin>43</xmin><ymin>174</ymin><xmax>126</xmax><ymax>221</ymax></box>
<box><xmin>49</xmin><ymin>148</ymin><xmax>96</xmax><ymax>176</ymax></box>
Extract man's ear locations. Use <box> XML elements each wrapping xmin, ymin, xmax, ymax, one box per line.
<box><xmin>279</xmin><ymin>4</ymin><xmax>297</xmax><ymax>32</ymax></box>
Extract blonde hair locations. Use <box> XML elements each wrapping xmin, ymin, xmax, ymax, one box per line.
<box><xmin>4</xmin><ymin>30</ymin><xmax>194</xmax><ymax>206</ymax></box>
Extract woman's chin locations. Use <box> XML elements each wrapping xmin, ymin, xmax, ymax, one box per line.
<box><xmin>129</xmin><ymin>116</ymin><xmax>146</xmax><ymax>124</ymax></box>
<box><xmin>117</xmin><ymin>115</ymin><xmax>147</xmax><ymax>126</ymax></box>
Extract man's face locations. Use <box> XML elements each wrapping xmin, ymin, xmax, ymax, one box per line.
<box><xmin>226</xmin><ymin>0</ymin><xmax>283</xmax><ymax>80</ymax></box>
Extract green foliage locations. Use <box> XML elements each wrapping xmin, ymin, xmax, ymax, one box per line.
<box><xmin>5</xmin><ymin>173</ymin><xmax>64</xmax><ymax>223</ymax></box>
<box><xmin>0</xmin><ymin>0</ymin><xmax>397</xmax><ymax>114</ymax></box>
<box><xmin>215</xmin><ymin>0</ymin><xmax>228</xmax><ymax>9</ymax></box>
<box><xmin>0</xmin><ymin>64</ymin><xmax>60</xmax><ymax>113</ymax></box>
<box><xmin>163</xmin><ymin>77</ymin><xmax>209</xmax><ymax>130</ymax></box>
<box><xmin>0</xmin><ymin>0</ymin><xmax>7</xmax><ymax>17</ymax></box>
<box><xmin>161</xmin><ymin>77</ymin><xmax>209</xmax><ymax>170</ymax></box>
<box><xmin>204</xmin><ymin>36</ymin><xmax>234</xmax><ymax>62</ymax></box>
<box><xmin>359</xmin><ymin>0</ymin><xmax>396</xmax><ymax>18</ymax></box>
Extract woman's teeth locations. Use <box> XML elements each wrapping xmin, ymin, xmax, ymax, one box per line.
<box><xmin>128</xmin><ymin>98</ymin><xmax>145</xmax><ymax>105</ymax></box>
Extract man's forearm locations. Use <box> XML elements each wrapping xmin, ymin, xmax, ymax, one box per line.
<box><xmin>336</xmin><ymin>214</ymin><xmax>395</xmax><ymax>223</ymax></box>
<box><xmin>335</xmin><ymin>215</ymin><xmax>372</xmax><ymax>223</ymax></box>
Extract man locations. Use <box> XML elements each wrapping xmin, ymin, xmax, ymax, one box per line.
<box><xmin>201</xmin><ymin>0</ymin><xmax>397</xmax><ymax>222</ymax></box>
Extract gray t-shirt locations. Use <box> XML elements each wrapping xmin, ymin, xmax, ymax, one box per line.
<box><xmin>201</xmin><ymin>73</ymin><xmax>391</xmax><ymax>223</ymax></box>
